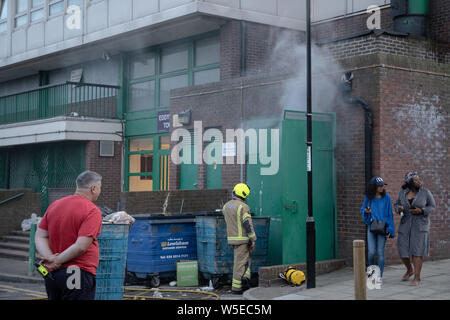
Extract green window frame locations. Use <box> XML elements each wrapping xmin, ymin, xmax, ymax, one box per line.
<box><xmin>126</xmin><ymin>30</ymin><xmax>220</xmax><ymax>113</ymax></box>
<box><xmin>125</xmin><ymin>133</ymin><xmax>170</xmax><ymax>192</ymax></box>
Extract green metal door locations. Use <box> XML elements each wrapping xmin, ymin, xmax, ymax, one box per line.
<box><xmin>281</xmin><ymin>111</ymin><xmax>336</xmax><ymax>264</ymax></box>
<box><xmin>179</xmin><ymin>133</ymin><xmax>198</xmax><ymax>190</ymax></box>
<box><xmin>246</xmin><ymin>124</ymin><xmax>283</xmax><ymax>266</ymax></box>
<box><xmin>205</xmin><ymin>134</ymin><xmax>222</xmax><ymax>189</ymax></box>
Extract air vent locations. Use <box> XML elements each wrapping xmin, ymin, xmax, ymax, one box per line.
<box><xmin>99</xmin><ymin>141</ymin><xmax>114</xmax><ymax>157</ymax></box>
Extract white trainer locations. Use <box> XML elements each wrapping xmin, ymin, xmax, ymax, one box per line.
<box><xmin>375</xmin><ymin>277</ymin><xmax>383</xmax><ymax>289</ymax></box>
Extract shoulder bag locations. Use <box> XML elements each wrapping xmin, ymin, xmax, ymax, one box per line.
<box><xmin>368</xmin><ymin>200</ymin><xmax>387</xmax><ymax>235</ymax></box>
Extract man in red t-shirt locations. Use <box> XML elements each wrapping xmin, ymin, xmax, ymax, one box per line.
<box><xmin>35</xmin><ymin>170</ymin><xmax>103</xmax><ymax>300</ymax></box>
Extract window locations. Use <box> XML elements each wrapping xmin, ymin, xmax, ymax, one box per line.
<box><xmin>127</xmin><ymin>33</ymin><xmax>220</xmax><ymax>113</ymax></box>
<box><xmin>127</xmin><ymin>135</ymin><xmax>170</xmax><ymax>192</ymax></box>
<box><xmin>48</xmin><ymin>0</ymin><xmax>82</xmax><ymax>17</ymax></box>
<box><xmin>128</xmin><ymin>137</ymin><xmax>154</xmax><ymax>191</ymax></box>
<box><xmin>15</xmin><ymin>0</ymin><xmax>27</xmax><ymax>27</ymax></box>
<box><xmin>129</xmin><ymin>81</ymin><xmax>155</xmax><ymax>112</ymax></box>
<box><xmin>0</xmin><ymin>0</ymin><xmax>7</xmax><ymax>32</ymax></box>
<box><xmin>30</xmin><ymin>0</ymin><xmax>44</xmax><ymax>22</ymax></box>
<box><xmin>130</xmin><ymin>51</ymin><xmax>155</xmax><ymax>80</ymax></box>
<box><xmin>161</xmin><ymin>43</ymin><xmax>188</xmax><ymax>74</ymax></box>
<box><xmin>159</xmin><ymin>74</ymin><xmax>188</xmax><ymax>107</ymax></box>
<box><xmin>49</xmin><ymin>0</ymin><xmax>64</xmax><ymax>16</ymax></box>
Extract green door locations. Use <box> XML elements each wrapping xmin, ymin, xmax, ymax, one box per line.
<box><xmin>205</xmin><ymin>134</ymin><xmax>222</xmax><ymax>189</ymax></box>
<box><xmin>179</xmin><ymin>133</ymin><xmax>198</xmax><ymax>190</ymax></box>
<box><xmin>281</xmin><ymin>111</ymin><xmax>336</xmax><ymax>264</ymax></box>
<box><xmin>246</xmin><ymin>125</ymin><xmax>283</xmax><ymax>265</ymax></box>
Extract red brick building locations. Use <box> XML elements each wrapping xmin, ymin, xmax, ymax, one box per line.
<box><xmin>0</xmin><ymin>1</ymin><xmax>448</xmax><ymax>266</ymax></box>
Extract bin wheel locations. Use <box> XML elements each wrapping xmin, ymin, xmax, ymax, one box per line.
<box><xmin>149</xmin><ymin>275</ymin><xmax>160</xmax><ymax>288</ymax></box>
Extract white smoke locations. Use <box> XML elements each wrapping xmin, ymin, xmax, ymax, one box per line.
<box><xmin>268</xmin><ymin>30</ymin><xmax>342</xmax><ymax>113</ymax></box>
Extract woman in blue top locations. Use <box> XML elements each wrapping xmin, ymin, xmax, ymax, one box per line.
<box><xmin>361</xmin><ymin>176</ymin><xmax>395</xmax><ymax>287</ymax></box>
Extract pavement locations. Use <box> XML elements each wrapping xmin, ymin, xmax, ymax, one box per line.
<box><xmin>244</xmin><ymin>258</ymin><xmax>450</xmax><ymax>300</ymax></box>
<box><xmin>1</xmin><ymin>256</ymin><xmax>450</xmax><ymax>300</ymax></box>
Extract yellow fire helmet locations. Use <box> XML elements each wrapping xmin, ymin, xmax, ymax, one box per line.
<box><xmin>233</xmin><ymin>183</ymin><xmax>251</xmax><ymax>199</ymax></box>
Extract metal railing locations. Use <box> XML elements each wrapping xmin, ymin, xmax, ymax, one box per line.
<box><xmin>0</xmin><ymin>82</ymin><xmax>120</xmax><ymax>125</ymax></box>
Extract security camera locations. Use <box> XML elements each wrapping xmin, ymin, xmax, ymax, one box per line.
<box><xmin>102</xmin><ymin>51</ymin><xmax>111</xmax><ymax>61</ymax></box>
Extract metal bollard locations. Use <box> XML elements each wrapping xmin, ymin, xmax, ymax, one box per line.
<box><xmin>353</xmin><ymin>240</ymin><xmax>366</xmax><ymax>300</ymax></box>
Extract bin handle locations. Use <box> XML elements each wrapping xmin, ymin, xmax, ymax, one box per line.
<box><xmin>199</xmin><ymin>240</ymin><xmax>208</xmax><ymax>243</ymax></box>
<box><xmin>99</xmin><ymin>256</ymin><xmax>121</xmax><ymax>261</ymax></box>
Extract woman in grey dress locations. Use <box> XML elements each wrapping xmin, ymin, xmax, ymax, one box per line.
<box><xmin>394</xmin><ymin>172</ymin><xmax>436</xmax><ymax>286</ymax></box>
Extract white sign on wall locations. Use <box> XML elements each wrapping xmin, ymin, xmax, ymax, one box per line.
<box><xmin>222</xmin><ymin>142</ymin><xmax>236</xmax><ymax>157</ymax></box>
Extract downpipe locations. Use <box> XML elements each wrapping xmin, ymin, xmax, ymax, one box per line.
<box><xmin>340</xmin><ymin>72</ymin><xmax>373</xmax><ymax>267</ymax></box>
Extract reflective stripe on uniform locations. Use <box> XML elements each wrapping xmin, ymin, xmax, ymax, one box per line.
<box><xmin>228</xmin><ymin>236</ymin><xmax>249</xmax><ymax>241</ymax></box>
<box><xmin>237</xmin><ymin>205</ymin><xmax>243</xmax><ymax>238</ymax></box>
<box><xmin>244</xmin><ymin>267</ymin><xmax>251</xmax><ymax>278</ymax></box>
<box><xmin>247</xmin><ymin>232</ymin><xmax>255</xmax><ymax>239</ymax></box>
<box><xmin>232</xmin><ymin>279</ymin><xmax>242</xmax><ymax>289</ymax></box>
<box><xmin>242</xmin><ymin>212</ymin><xmax>252</xmax><ymax>221</ymax></box>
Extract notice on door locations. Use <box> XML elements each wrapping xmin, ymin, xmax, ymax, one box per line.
<box><xmin>222</xmin><ymin>142</ymin><xmax>236</xmax><ymax>157</ymax></box>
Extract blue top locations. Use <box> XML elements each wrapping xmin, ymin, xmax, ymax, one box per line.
<box><xmin>361</xmin><ymin>193</ymin><xmax>395</xmax><ymax>238</ymax></box>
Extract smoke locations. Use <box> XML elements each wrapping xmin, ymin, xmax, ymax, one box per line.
<box><xmin>267</xmin><ymin>29</ymin><xmax>342</xmax><ymax>113</ymax></box>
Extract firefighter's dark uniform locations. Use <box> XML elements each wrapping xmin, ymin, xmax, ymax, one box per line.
<box><xmin>222</xmin><ymin>198</ymin><xmax>257</xmax><ymax>292</ymax></box>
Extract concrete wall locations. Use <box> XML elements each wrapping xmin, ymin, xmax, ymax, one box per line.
<box><xmin>0</xmin><ymin>0</ymin><xmax>307</xmax><ymax>70</ymax></box>
<box><xmin>0</xmin><ymin>189</ymin><xmax>41</xmax><ymax>237</ymax></box>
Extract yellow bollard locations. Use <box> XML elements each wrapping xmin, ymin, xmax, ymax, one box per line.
<box><xmin>353</xmin><ymin>240</ymin><xmax>366</xmax><ymax>300</ymax></box>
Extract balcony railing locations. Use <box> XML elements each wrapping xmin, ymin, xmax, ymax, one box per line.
<box><xmin>0</xmin><ymin>82</ymin><xmax>120</xmax><ymax>125</ymax></box>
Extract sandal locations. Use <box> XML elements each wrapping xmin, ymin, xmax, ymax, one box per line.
<box><xmin>408</xmin><ymin>279</ymin><xmax>421</xmax><ymax>286</ymax></box>
<box><xmin>402</xmin><ymin>270</ymin><xmax>414</xmax><ymax>281</ymax></box>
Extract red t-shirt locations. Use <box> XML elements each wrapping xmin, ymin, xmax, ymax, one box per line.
<box><xmin>39</xmin><ymin>195</ymin><xmax>102</xmax><ymax>275</ymax></box>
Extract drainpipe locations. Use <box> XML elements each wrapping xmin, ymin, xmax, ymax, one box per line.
<box><xmin>340</xmin><ymin>72</ymin><xmax>373</xmax><ymax>186</ymax></box>
<box><xmin>240</xmin><ymin>20</ymin><xmax>247</xmax><ymax>78</ymax></box>
<box><xmin>340</xmin><ymin>72</ymin><xmax>373</xmax><ymax>267</ymax></box>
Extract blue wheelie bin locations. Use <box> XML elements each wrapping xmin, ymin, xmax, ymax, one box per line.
<box><xmin>95</xmin><ymin>223</ymin><xmax>130</xmax><ymax>300</ymax></box>
<box><xmin>126</xmin><ymin>214</ymin><xmax>197</xmax><ymax>287</ymax></box>
<box><xmin>195</xmin><ymin>214</ymin><xmax>270</xmax><ymax>288</ymax></box>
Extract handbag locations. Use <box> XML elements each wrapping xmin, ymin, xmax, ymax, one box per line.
<box><xmin>370</xmin><ymin>219</ymin><xmax>387</xmax><ymax>235</ymax></box>
<box><xmin>367</xmin><ymin>200</ymin><xmax>387</xmax><ymax>235</ymax></box>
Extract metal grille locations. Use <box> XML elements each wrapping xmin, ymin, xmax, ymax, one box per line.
<box><xmin>6</xmin><ymin>141</ymin><xmax>85</xmax><ymax>212</ymax></box>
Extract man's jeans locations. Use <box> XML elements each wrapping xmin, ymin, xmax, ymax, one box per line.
<box><xmin>367</xmin><ymin>228</ymin><xmax>387</xmax><ymax>277</ymax></box>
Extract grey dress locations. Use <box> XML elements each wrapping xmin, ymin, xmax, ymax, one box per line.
<box><xmin>394</xmin><ymin>187</ymin><xmax>436</xmax><ymax>258</ymax></box>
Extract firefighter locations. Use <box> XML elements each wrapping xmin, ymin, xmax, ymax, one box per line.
<box><xmin>222</xmin><ymin>183</ymin><xmax>257</xmax><ymax>294</ymax></box>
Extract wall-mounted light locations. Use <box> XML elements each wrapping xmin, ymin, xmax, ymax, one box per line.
<box><xmin>178</xmin><ymin>109</ymin><xmax>191</xmax><ymax>126</ymax></box>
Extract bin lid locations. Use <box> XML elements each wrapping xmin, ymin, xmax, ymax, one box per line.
<box><xmin>132</xmin><ymin>211</ymin><xmax>221</xmax><ymax>220</ymax></box>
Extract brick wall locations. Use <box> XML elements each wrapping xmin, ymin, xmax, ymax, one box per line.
<box><xmin>120</xmin><ymin>189</ymin><xmax>229</xmax><ymax>214</ymax></box>
<box><xmin>85</xmin><ymin>141</ymin><xmax>123</xmax><ymax>210</ymax></box>
<box><xmin>429</xmin><ymin>0</ymin><xmax>450</xmax><ymax>63</ymax></box>
<box><xmin>334</xmin><ymin>46</ymin><xmax>450</xmax><ymax>264</ymax></box>
<box><xmin>378</xmin><ymin>65</ymin><xmax>450</xmax><ymax>262</ymax></box>
<box><xmin>0</xmin><ymin>189</ymin><xmax>41</xmax><ymax>236</ymax></box>
<box><xmin>429</xmin><ymin>0</ymin><xmax>450</xmax><ymax>45</ymax></box>
<box><xmin>220</xmin><ymin>20</ymin><xmax>304</xmax><ymax>80</ymax></box>
<box><xmin>323</xmin><ymin>33</ymin><xmax>449</xmax><ymax>64</ymax></box>
<box><xmin>312</xmin><ymin>7</ymin><xmax>394</xmax><ymax>42</ymax></box>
